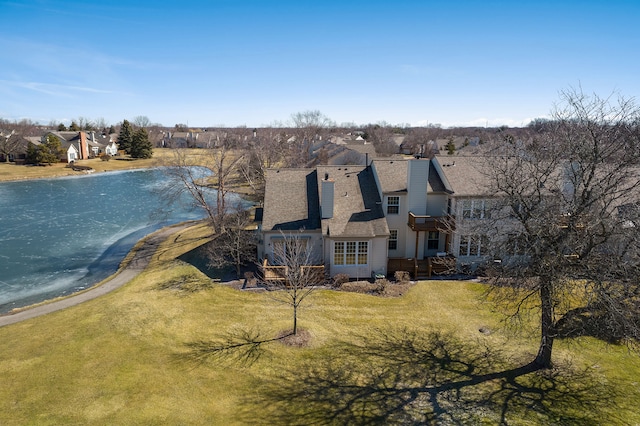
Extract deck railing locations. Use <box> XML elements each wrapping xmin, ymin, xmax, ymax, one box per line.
<box><xmin>407</xmin><ymin>212</ymin><xmax>453</xmax><ymax>232</ymax></box>
<box><xmin>261</xmin><ymin>259</ymin><xmax>326</xmax><ymax>284</ymax></box>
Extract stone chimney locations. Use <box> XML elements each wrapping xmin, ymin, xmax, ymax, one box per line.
<box><xmin>321</xmin><ymin>173</ymin><xmax>334</xmax><ymax>219</ymax></box>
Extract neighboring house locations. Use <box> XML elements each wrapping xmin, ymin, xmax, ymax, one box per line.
<box><xmin>258</xmin><ymin>156</ymin><xmax>483</xmax><ymax>280</ymax></box>
<box><xmin>161</xmin><ymin>131</ymin><xmax>217</xmax><ymax>148</ymax></box>
<box><xmin>39</xmin><ymin>131</ymin><xmax>109</xmax><ymax>162</ymax></box>
<box><xmin>105</xmin><ymin>139</ymin><xmax>118</xmax><ymax>156</ymax></box>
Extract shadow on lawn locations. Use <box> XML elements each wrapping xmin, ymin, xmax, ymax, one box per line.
<box><xmin>236</xmin><ymin>328</ymin><xmax>622</xmax><ymax>425</ymax></box>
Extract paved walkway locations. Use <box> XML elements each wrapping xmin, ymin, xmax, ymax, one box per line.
<box><xmin>0</xmin><ymin>224</ymin><xmax>190</xmax><ymax>327</ymax></box>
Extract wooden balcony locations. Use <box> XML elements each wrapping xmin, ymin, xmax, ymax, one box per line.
<box><xmin>261</xmin><ymin>259</ymin><xmax>326</xmax><ymax>284</ymax></box>
<box><xmin>407</xmin><ymin>212</ymin><xmax>453</xmax><ymax>232</ymax></box>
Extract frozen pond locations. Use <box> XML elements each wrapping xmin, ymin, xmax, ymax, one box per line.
<box><xmin>0</xmin><ymin>168</ymin><xmax>240</xmax><ymax>313</ymax></box>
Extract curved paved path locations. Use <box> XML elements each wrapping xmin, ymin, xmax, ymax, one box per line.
<box><xmin>0</xmin><ymin>224</ymin><xmax>190</xmax><ymax>327</ymax></box>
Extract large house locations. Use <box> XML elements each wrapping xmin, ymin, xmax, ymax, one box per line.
<box><xmin>257</xmin><ymin>155</ymin><xmax>493</xmax><ymax>280</ymax></box>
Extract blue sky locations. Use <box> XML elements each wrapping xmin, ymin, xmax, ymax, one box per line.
<box><xmin>1</xmin><ymin>0</ymin><xmax>639</xmax><ymax>128</ymax></box>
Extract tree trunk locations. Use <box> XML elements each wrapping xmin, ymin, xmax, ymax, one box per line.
<box><xmin>292</xmin><ymin>304</ymin><xmax>298</xmax><ymax>336</ymax></box>
<box><xmin>535</xmin><ymin>276</ymin><xmax>555</xmax><ymax>368</ymax></box>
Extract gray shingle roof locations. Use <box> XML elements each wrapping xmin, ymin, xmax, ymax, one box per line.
<box><xmin>262</xmin><ymin>165</ymin><xmax>389</xmax><ymax>238</ymax></box>
<box><xmin>373</xmin><ymin>158</ymin><xmax>448</xmax><ymax>193</ymax></box>
<box><xmin>435</xmin><ymin>155</ymin><xmax>493</xmax><ymax>197</ymax></box>
<box><xmin>372</xmin><ymin>159</ymin><xmax>409</xmax><ymax>193</ymax></box>
<box><xmin>317</xmin><ymin>165</ymin><xmax>388</xmax><ymax>238</ymax></box>
<box><xmin>261</xmin><ymin>169</ymin><xmax>321</xmax><ymax>231</ymax></box>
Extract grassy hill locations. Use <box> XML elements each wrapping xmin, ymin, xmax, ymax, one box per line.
<box><xmin>0</xmin><ymin>224</ymin><xmax>638</xmax><ymax>424</ymax></box>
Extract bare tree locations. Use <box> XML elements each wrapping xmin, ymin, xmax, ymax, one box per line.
<box><xmin>238</xmin><ymin>129</ymin><xmax>288</xmax><ymax>200</ymax></box>
<box><xmin>0</xmin><ymin>129</ymin><xmax>26</xmax><ymax>162</ymax></box>
<box><xmin>402</xmin><ymin>126</ymin><xmax>443</xmax><ymax>158</ymax></box>
<box><xmin>364</xmin><ymin>124</ymin><xmax>399</xmax><ymax>157</ymax></box>
<box><xmin>161</xmin><ymin>145</ymin><xmax>245</xmax><ymax>234</ymax></box>
<box><xmin>202</xmin><ymin>205</ymin><xmax>257</xmax><ymax>279</ymax></box>
<box><xmin>75</xmin><ymin>116</ymin><xmax>94</xmax><ymax>131</ymax></box>
<box><xmin>133</xmin><ymin>115</ymin><xmax>151</xmax><ymax>128</ymax></box>
<box><xmin>287</xmin><ymin>110</ymin><xmax>334</xmax><ymax>167</ymax></box>
<box><xmin>209</xmin><ymin>145</ymin><xmax>245</xmax><ymax>232</ymax></box>
<box><xmin>262</xmin><ymin>232</ymin><xmax>324</xmax><ymax>336</ymax></box>
<box><xmin>478</xmin><ymin>87</ymin><xmax>640</xmax><ymax>368</ymax></box>
<box><xmin>94</xmin><ymin>117</ymin><xmax>109</xmax><ymax>132</ymax></box>
<box><xmin>160</xmin><ymin>149</ymin><xmax>218</xmax><ymax>232</ymax></box>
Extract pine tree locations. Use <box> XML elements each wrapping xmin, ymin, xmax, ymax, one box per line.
<box><xmin>118</xmin><ymin>119</ymin><xmax>133</xmax><ymax>154</ymax></box>
<box><xmin>130</xmin><ymin>128</ymin><xmax>153</xmax><ymax>159</ymax></box>
<box><xmin>446</xmin><ymin>138</ymin><xmax>456</xmax><ymax>155</ymax></box>
<box><xmin>27</xmin><ymin>135</ymin><xmax>64</xmax><ymax>164</ymax></box>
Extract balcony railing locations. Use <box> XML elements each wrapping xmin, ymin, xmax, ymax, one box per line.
<box><xmin>407</xmin><ymin>212</ymin><xmax>453</xmax><ymax>232</ymax></box>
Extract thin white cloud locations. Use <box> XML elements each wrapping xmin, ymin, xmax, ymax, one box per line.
<box><xmin>0</xmin><ymin>80</ymin><xmax>115</xmax><ymax>97</ymax></box>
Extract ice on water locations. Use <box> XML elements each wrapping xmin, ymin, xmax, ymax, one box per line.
<box><xmin>0</xmin><ymin>168</ymin><xmax>241</xmax><ymax>313</ymax></box>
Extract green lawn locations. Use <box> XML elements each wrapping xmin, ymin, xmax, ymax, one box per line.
<box><xmin>1</xmin><ymin>226</ymin><xmax>639</xmax><ymax>425</ymax></box>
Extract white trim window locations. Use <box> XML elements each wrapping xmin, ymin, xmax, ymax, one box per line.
<box><xmin>388</xmin><ymin>230</ymin><xmax>398</xmax><ymax>250</ymax></box>
<box><xmin>334</xmin><ymin>241</ymin><xmax>368</xmax><ymax>265</ymax></box>
<box><xmin>462</xmin><ymin>199</ymin><xmax>490</xmax><ymax>219</ymax></box>
<box><xmin>458</xmin><ymin>235</ymin><xmax>489</xmax><ymax>256</ymax></box>
<box><xmin>387</xmin><ymin>196</ymin><xmax>400</xmax><ymax>214</ymax></box>
<box><xmin>427</xmin><ymin>231</ymin><xmax>439</xmax><ymax>250</ymax></box>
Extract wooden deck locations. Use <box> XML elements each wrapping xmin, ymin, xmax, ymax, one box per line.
<box><xmin>261</xmin><ymin>259</ymin><xmax>326</xmax><ymax>284</ymax></box>
<box><xmin>388</xmin><ymin>256</ymin><xmax>456</xmax><ymax>279</ymax></box>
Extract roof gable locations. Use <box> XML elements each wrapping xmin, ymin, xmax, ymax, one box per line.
<box><xmin>317</xmin><ymin>165</ymin><xmax>388</xmax><ymax>237</ymax></box>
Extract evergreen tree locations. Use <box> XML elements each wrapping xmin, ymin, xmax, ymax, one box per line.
<box><xmin>445</xmin><ymin>138</ymin><xmax>456</xmax><ymax>155</ymax></box>
<box><xmin>130</xmin><ymin>128</ymin><xmax>153</xmax><ymax>159</ymax></box>
<box><xmin>27</xmin><ymin>135</ymin><xmax>64</xmax><ymax>164</ymax></box>
<box><xmin>69</xmin><ymin>121</ymin><xmax>80</xmax><ymax>131</ymax></box>
<box><xmin>25</xmin><ymin>142</ymin><xmax>39</xmax><ymax>164</ymax></box>
<box><xmin>57</xmin><ymin>123</ymin><xmax>67</xmax><ymax>131</ymax></box>
<box><xmin>118</xmin><ymin>119</ymin><xmax>133</xmax><ymax>154</ymax></box>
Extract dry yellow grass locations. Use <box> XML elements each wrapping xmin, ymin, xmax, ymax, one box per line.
<box><xmin>1</xmin><ymin>157</ymin><xmax>639</xmax><ymax>424</ymax></box>
<box><xmin>0</xmin><ymin>148</ymin><xmax>214</xmax><ymax>182</ymax></box>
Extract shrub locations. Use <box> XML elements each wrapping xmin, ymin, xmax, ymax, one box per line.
<box><xmin>394</xmin><ymin>271</ymin><xmax>411</xmax><ymax>283</ymax></box>
<box><xmin>332</xmin><ymin>273</ymin><xmax>350</xmax><ymax>288</ymax></box>
<box><xmin>374</xmin><ymin>278</ymin><xmax>390</xmax><ymax>294</ymax></box>
<box><xmin>100</xmin><ymin>154</ymin><xmax>111</xmax><ymax>161</ymax></box>
<box><xmin>339</xmin><ymin>281</ymin><xmax>377</xmax><ymax>294</ymax></box>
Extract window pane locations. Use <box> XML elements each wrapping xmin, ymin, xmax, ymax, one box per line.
<box><xmin>387</xmin><ymin>196</ymin><xmax>399</xmax><ymax>214</ymax></box>
<box><xmin>427</xmin><ymin>231</ymin><xmax>439</xmax><ymax>250</ymax></box>
<box><xmin>346</xmin><ymin>242</ymin><xmax>356</xmax><ymax>264</ymax></box>
<box><xmin>358</xmin><ymin>242</ymin><xmax>368</xmax><ymax>265</ymax></box>
<box><xmin>334</xmin><ymin>242</ymin><xmax>344</xmax><ymax>265</ymax></box>
<box><xmin>389</xmin><ymin>230</ymin><xmax>398</xmax><ymax>250</ymax></box>
<box><xmin>462</xmin><ymin>200</ymin><xmax>472</xmax><ymax>219</ymax></box>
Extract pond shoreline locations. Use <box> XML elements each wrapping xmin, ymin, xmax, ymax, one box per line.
<box><xmin>0</xmin><ymin>223</ymin><xmax>192</xmax><ymax>326</ymax></box>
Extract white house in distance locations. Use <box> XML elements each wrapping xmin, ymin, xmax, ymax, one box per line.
<box><xmin>257</xmin><ymin>155</ymin><xmax>495</xmax><ymax>280</ymax></box>
<box><xmin>34</xmin><ymin>131</ymin><xmax>118</xmax><ymax>162</ymax></box>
